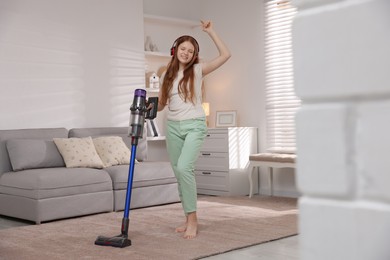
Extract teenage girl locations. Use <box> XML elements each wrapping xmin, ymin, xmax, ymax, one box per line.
<box><xmin>158</xmin><ymin>20</ymin><xmax>231</xmax><ymax>239</ymax></box>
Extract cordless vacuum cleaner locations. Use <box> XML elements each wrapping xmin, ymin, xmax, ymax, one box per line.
<box><xmin>94</xmin><ymin>89</ymin><xmax>158</xmax><ymax>248</ymax></box>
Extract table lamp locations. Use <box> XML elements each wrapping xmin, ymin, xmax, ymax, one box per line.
<box><xmin>202</xmin><ymin>102</ymin><xmax>210</xmax><ymax>126</ymax></box>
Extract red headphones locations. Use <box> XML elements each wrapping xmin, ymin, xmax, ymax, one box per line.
<box><xmin>170</xmin><ymin>35</ymin><xmax>200</xmax><ymax>56</ymax></box>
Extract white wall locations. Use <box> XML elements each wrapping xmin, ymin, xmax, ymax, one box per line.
<box><xmin>294</xmin><ymin>0</ymin><xmax>390</xmax><ymax>259</ymax></box>
<box><xmin>0</xmin><ymin>0</ymin><xmax>144</xmax><ymax>129</ymax></box>
<box><xmin>143</xmin><ymin>0</ymin><xmax>203</xmax><ymax>21</ymax></box>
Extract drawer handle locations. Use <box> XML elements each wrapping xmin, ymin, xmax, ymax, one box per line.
<box><xmin>206</xmin><ymin>134</ymin><xmax>211</xmax><ymax>137</ymax></box>
<box><xmin>202</xmin><ymin>172</ymin><xmax>211</xmax><ymax>175</ymax></box>
<box><xmin>202</xmin><ymin>153</ymin><xmax>211</xmax><ymax>156</ymax></box>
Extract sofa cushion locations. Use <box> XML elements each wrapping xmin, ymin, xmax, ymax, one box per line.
<box><xmin>0</xmin><ymin>168</ymin><xmax>112</xmax><ymax>199</ymax></box>
<box><xmin>53</xmin><ymin>137</ymin><xmax>104</xmax><ymax>169</ymax></box>
<box><xmin>93</xmin><ymin>136</ymin><xmax>138</xmax><ymax>167</ymax></box>
<box><xmin>68</xmin><ymin>127</ymin><xmax>148</xmax><ymax>161</ymax></box>
<box><xmin>6</xmin><ymin>139</ymin><xmax>65</xmax><ymax>171</ymax></box>
<box><xmin>104</xmin><ymin>162</ymin><xmax>177</xmax><ymax>190</ymax></box>
<box><xmin>0</xmin><ymin>128</ymin><xmax>69</xmax><ymax>175</ymax></box>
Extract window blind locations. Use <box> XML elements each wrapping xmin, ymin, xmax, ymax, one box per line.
<box><xmin>265</xmin><ymin>0</ymin><xmax>300</xmax><ymax>153</ymax></box>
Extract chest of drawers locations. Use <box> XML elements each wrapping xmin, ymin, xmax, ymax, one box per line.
<box><xmin>195</xmin><ymin>127</ymin><xmax>258</xmax><ymax>196</ymax></box>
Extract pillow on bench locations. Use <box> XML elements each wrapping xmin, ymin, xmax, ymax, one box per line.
<box><xmin>6</xmin><ymin>139</ymin><xmax>65</xmax><ymax>171</ymax></box>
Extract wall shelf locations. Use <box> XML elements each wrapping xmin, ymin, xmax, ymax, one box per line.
<box><xmin>144</xmin><ymin>14</ymin><xmax>199</xmax><ymax>28</ymax></box>
<box><xmin>147</xmin><ymin>136</ymin><xmax>166</xmax><ymax>141</ymax></box>
<box><xmin>146</xmin><ymin>87</ymin><xmax>159</xmax><ymax>93</ymax></box>
<box><xmin>145</xmin><ymin>51</ymin><xmax>171</xmax><ymax>58</ymax></box>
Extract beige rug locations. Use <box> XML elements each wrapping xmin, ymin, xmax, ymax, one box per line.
<box><xmin>0</xmin><ymin>195</ymin><xmax>298</xmax><ymax>260</ymax></box>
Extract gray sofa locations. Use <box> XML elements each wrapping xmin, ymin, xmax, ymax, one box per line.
<box><xmin>0</xmin><ymin>127</ymin><xmax>179</xmax><ymax>224</ymax></box>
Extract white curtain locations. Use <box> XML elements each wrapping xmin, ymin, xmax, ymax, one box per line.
<box><xmin>264</xmin><ymin>0</ymin><xmax>299</xmax><ymax>153</ymax></box>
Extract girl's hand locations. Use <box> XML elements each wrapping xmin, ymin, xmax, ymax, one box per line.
<box><xmin>199</xmin><ymin>20</ymin><xmax>231</xmax><ymax>76</ymax></box>
<box><xmin>201</xmin><ymin>20</ymin><xmax>213</xmax><ymax>33</ymax></box>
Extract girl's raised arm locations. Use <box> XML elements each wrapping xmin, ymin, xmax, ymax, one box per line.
<box><xmin>201</xmin><ymin>20</ymin><xmax>231</xmax><ymax>76</ymax></box>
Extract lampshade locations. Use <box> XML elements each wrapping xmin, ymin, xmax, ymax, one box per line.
<box><xmin>202</xmin><ymin>102</ymin><xmax>210</xmax><ymax>116</ymax></box>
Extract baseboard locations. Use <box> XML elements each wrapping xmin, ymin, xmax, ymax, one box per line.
<box><xmin>258</xmin><ymin>188</ymin><xmax>301</xmax><ymax>198</ymax></box>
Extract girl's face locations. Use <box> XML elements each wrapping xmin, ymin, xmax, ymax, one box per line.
<box><xmin>176</xmin><ymin>41</ymin><xmax>195</xmax><ymax>66</ymax></box>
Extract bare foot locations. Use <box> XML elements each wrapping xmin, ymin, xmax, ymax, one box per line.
<box><xmin>183</xmin><ymin>221</ymin><xmax>197</xmax><ymax>239</ymax></box>
<box><xmin>175</xmin><ymin>223</ymin><xmax>187</xmax><ymax>233</ymax></box>
<box><xmin>183</xmin><ymin>212</ymin><xmax>198</xmax><ymax>239</ymax></box>
<box><xmin>176</xmin><ymin>216</ymin><xmax>188</xmax><ymax>233</ymax></box>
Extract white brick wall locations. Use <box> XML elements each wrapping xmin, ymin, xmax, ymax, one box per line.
<box><xmin>293</xmin><ymin>0</ymin><xmax>390</xmax><ymax>100</ymax></box>
<box><xmin>293</xmin><ymin>0</ymin><xmax>390</xmax><ymax>259</ymax></box>
<box><xmin>357</xmin><ymin>101</ymin><xmax>390</xmax><ymax>201</ymax></box>
<box><xmin>296</xmin><ymin>103</ymin><xmax>355</xmax><ymax>198</ymax></box>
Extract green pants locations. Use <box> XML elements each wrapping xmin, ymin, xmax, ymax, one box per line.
<box><xmin>166</xmin><ymin>118</ymin><xmax>207</xmax><ymax>214</ymax></box>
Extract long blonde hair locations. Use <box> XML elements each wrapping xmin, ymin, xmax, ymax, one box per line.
<box><xmin>160</xmin><ymin>35</ymin><xmax>200</xmax><ymax>106</ymax></box>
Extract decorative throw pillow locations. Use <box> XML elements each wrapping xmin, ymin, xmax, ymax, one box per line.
<box><xmin>6</xmin><ymin>139</ymin><xmax>65</xmax><ymax>171</ymax></box>
<box><xmin>53</xmin><ymin>137</ymin><xmax>104</xmax><ymax>168</ymax></box>
<box><xmin>93</xmin><ymin>136</ymin><xmax>137</xmax><ymax>168</ymax></box>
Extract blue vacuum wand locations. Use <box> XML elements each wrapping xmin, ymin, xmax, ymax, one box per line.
<box><xmin>95</xmin><ymin>89</ymin><xmax>157</xmax><ymax>248</ymax></box>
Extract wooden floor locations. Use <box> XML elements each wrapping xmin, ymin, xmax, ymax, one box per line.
<box><xmin>202</xmin><ymin>235</ymin><xmax>299</xmax><ymax>260</ymax></box>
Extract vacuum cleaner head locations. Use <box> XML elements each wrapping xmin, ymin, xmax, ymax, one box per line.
<box><xmin>94</xmin><ymin>234</ymin><xmax>131</xmax><ymax>248</ymax></box>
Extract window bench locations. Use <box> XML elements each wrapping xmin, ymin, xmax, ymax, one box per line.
<box><xmin>248</xmin><ymin>153</ymin><xmax>296</xmax><ymax>198</ymax></box>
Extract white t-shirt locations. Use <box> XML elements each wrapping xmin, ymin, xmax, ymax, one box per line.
<box><xmin>162</xmin><ymin>63</ymin><xmax>205</xmax><ymax>121</ymax></box>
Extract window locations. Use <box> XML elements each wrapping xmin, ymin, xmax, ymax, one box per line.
<box><xmin>264</xmin><ymin>0</ymin><xmax>299</xmax><ymax>153</ymax></box>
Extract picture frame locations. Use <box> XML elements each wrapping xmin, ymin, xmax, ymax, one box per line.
<box><xmin>215</xmin><ymin>110</ymin><xmax>237</xmax><ymax>127</ymax></box>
